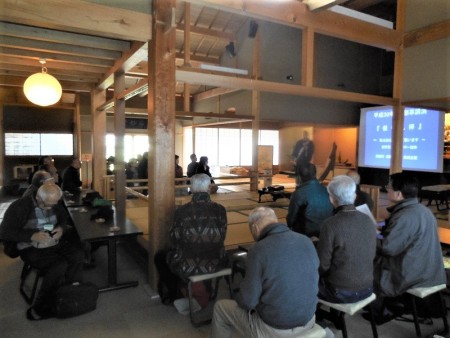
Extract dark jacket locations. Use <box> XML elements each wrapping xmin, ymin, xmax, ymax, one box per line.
<box><xmin>317</xmin><ymin>205</ymin><xmax>376</xmax><ymax>291</ymax></box>
<box><xmin>236</xmin><ymin>223</ymin><xmax>319</xmax><ymax>329</ymax></box>
<box><xmin>61</xmin><ymin>165</ymin><xmax>82</xmax><ymax>193</ymax></box>
<box><xmin>376</xmin><ymin>198</ymin><xmax>446</xmax><ymax>297</ymax></box>
<box><xmin>286</xmin><ymin>179</ymin><xmax>333</xmax><ymax>237</ymax></box>
<box><xmin>187</xmin><ymin>162</ymin><xmax>199</xmax><ymax>178</ymax></box>
<box><xmin>167</xmin><ymin>192</ymin><xmax>227</xmax><ymax>278</ymax></box>
<box><xmin>355</xmin><ymin>186</ymin><xmax>374</xmax><ymax>211</ymax></box>
<box><xmin>0</xmin><ymin>195</ymin><xmax>70</xmax><ymax>254</ymax></box>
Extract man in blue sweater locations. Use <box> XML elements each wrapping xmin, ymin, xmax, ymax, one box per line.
<box><xmin>287</xmin><ymin>163</ymin><xmax>333</xmax><ymax>237</ymax></box>
<box><xmin>211</xmin><ymin>207</ymin><xmax>319</xmax><ymax>338</ymax></box>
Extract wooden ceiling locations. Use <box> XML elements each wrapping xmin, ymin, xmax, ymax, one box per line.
<box><xmin>3</xmin><ymin>0</ymin><xmax>447</xmax><ymax>112</ymax></box>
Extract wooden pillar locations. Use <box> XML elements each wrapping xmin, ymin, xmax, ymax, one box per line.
<box><xmin>250</xmin><ymin>24</ymin><xmax>261</xmax><ymax>191</ymax></box>
<box><xmin>390</xmin><ymin>0</ymin><xmax>406</xmax><ymax>174</ymax></box>
<box><xmin>74</xmin><ymin>94</ymin><xmax>81</xmax><ymax>157</ymax></box>
<box><xmin>147</xmin><ymin>0</ymin><xmax>176</xmax><ymax>289</ymax></box>
<box><xmin>91</xmin><ymin>89</ymin><xmax>106</xmax><ymax>192</ymax></box>
<box><xmin>114</xmin><ymin>70</ymin><xmax>126</xmax><ymax>224</ymax></box>
<box><xmin>183</xmin><ymin>2</ymin><xmax>191</xmax><ymax>67</ymax></box>
<box><xmin>301</xmin><ymin>27</ymin><xmax>314</xmax><ymax>87</ymax></box>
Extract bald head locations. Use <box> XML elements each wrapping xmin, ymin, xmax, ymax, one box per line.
<box><xmin>36</xmin><ymin>183</ymin><xmax>62</xmax><ymax>210</ymax></box>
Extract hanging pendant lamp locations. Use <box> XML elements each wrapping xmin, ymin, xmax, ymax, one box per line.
<box><xmin>23</xmin><ymin>59</ymin><xmax>62</xmax><ymax>106</ymax></box>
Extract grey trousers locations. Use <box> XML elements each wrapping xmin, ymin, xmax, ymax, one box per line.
<box><xmin>211</xmin><ymin>299</ymin><xmax>317</xmax><ymax>338</ymax></box>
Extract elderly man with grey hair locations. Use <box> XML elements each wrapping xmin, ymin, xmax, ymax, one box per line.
<box><xmin>22</xmin><ymin>170</ymin><xmax>54</xmax><ymax>197</ymax></box>
<box><xmin>0</xmin><ymin>183</ymin><xmax>84</xmax><ymax>320</ymax></box>
<box><xmin>154</xmin><ymin>173</ymin><xmax>228</xmax><ymax>305</ymax></box>
<box><xmin>212</xmin><ymin>207</ymin><xmax>319</xmax><ymax>338</ymax></box>
<box><xmin>317</xmin><ymin>175</ymin><xmax>376</xmax><ymax>305</ymax></box>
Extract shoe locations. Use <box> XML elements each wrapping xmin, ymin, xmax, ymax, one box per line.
<box><xmin>362</xmin><ymin>311</ymin><xmax>396</xmax><ymax>325</ymax></box>
<box><xmin>26</xmin><ymin>307</ymin><xmax>53</xmax><ymax>321</ymax></box>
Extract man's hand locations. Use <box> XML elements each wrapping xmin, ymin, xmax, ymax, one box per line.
<box><xmin>51</xmin><ymin>226</ymin><xmax>63</xmax><ymax>240</ymax></box>
<box><xmin>31</xmin><ymin>231</ymin><xmax>52</xmax><ymax>242</ymax></box>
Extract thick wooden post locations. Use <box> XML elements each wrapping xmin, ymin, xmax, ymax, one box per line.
<box><xmin>390</xmin><ymin>0</ymin><xmax>406</xmax><ymax>174</ymax></box>
<box><xmin>91</xmin><ymin>89</ymin><xmax>106</xmax><ymax>192</ymax></box>
<box><xmin>114</xmin><ymin>70</ymin><xmax>126</xmax><ymax>224</ymax></box>
<box><xmin>147</xmin><ymin>0</ymin><xmax>176</xmax><ymax>289</ymax></box>
<box><xmin>251</xmin><ymin>26</ymin><xmax>261</xmax><ymax>191</ymax></box>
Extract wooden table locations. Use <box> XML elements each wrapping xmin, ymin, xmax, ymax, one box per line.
<box><xmin>62</xmin><ymin>190</ymin><xmax>90</xmax><ymax>208</ymax></box>
<box><xmin>420</xmin><ymin>185</ymin><xmax>450</xmax><ymax>211</ymax></box>
<box><xmin>439</xmin><ymin>228</ymin><xmax>450</xmax><ymax>247</ymax></box>
<box><xmin>67</xmin><ymin>205</ymin><xmax>143</xmax><ymax>292</ymax></box>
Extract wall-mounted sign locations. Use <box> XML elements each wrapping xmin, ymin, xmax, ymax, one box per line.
<box><xmin>81</xmin><ymin>153</ymin><xmax>93</xmax><ymax>162</ymax></box>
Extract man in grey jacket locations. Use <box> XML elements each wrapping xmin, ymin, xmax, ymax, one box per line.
<box><xmin>373</xmin><ymin>172</ymin><xmax>446</xmax><ymax>322</ymax></box>
<box><xmin>211</xmin><ymin>207</ymin><xmax>319</xmax><ymax>338</ymax></box>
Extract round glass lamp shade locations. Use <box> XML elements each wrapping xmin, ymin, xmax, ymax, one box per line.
<box><xmin>23</xmin><ymin>72</ymin><xmax>62</xmax><ymax>106</ymax></box>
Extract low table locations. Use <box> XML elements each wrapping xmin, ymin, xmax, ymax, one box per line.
<box><xmin>67</xmin><ymin>205</ymin><xmax>143</xmax><ymax>292</ymax></box>
<box><xmin>258</xmin><ymin>186</ymin><xmax>292</xmax><ymax>203</ymax></box>
<box><xmin>420</xmin><ymin>185</ymin><xmax>450</xmax><ymax>211</ymax></box>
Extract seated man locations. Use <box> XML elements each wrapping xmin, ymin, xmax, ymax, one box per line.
<box><xmin>22</xmin><ymin>170</ymin><xmax>53</xmax><ymax>198</ymax></box>
<box><xmin>346</xmin><ymin>169</ymin><xmax>374</xmax><ymax>210</ymax></box>
<box><xmin>373</xmin><ymin>172</ymin><xmax>446</xmax><ymax>321</ymax></box>
<box><xmin>286</xmin><ymin>163</ymin><xmax>333</xmax><ymax>237</ymax></box>
<box><xmin>212</xmin><ymin>207</ymin><xmax>319</xmax><ymax>338</ymax></box>
<box><xmin>0</xmin><ymin>183</ymin><xmax>84</xmax><ymax>320</ymax></box>
<box><xmin>154</xmin><ymin>173</ymin><xmax>228</xmax><ymax>304</ymax></box>
<box><xmin>186</xmin><ymin>153</ymin><xmax>199</xmax><ymax>178</ymax></box>
<box><xmin>61</xmin><ymin>155</ymin><xmax>82</xmax><ymax>193</ymax></box>
<box><xmin>317</xmin><ymin>175</ymin><xmax>376</xmax><ymax>304</ymax></box>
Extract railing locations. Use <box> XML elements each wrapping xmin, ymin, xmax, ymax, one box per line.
<box><xmin>103</xmin><ymin>173</ymin><xmax>272</xmax><ymax>200</ymax></box>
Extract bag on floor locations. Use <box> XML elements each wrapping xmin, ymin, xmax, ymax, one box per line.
<box><xmin>53</xmin><ymin>282</ymin><xmax>99</xmax><ymax>318</ymax></box>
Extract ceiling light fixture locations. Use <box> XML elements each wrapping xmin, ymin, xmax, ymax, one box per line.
<box><xmin>23</xmin><ymin>58</ymin><xmax>62</xmax><ymax>106</ymax></box>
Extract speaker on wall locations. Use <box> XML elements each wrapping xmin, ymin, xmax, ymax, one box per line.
<box><xmin>249</xmin><ymin>20</ymin><xmax>258</xmax><ymax>38</ymax></box>
<box><xmin>225</xmin><ymin>42</ymin><xmax>236</xmax><ymax>58</ymax></box>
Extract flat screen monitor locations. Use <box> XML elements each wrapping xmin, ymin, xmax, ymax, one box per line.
<box><xmin>358</xmin><ymin>106</ymin><xmax>444</xmax><ymax>172</ymax></box>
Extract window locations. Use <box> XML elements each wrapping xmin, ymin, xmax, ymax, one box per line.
<box><xmin>182</xmin><ymin>127</ymin><xmax>279</xmax><ymax>167</ymax></box>
<box><xmin>106</xmin><ymin>133</ymin><xmax>149</xmax><ymax>162</ymax></box>
<box><xmin>5</xmin><ymin>133</ymin><xmax>73</xmax><ymax>156</ymax></box>
<box><xmin>218</xmin><ymin>129</ymin><xmax>240</xmax><ymax>166</ymax></box>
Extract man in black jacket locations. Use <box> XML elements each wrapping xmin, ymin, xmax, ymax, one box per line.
<box><xmin>61</xmin><ymin>156</ymin><xmax>82</xmax><ymax>193</ymax></box>
<box><xmin>0</xmin><ymin>184</ymin><xmax>83</xmax><ymax>320</ymax></box>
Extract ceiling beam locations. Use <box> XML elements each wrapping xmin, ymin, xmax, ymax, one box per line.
<box><xmin>0</xmin><ymin>75</ymin><xmax>93</xmax><ymax>92</ymax></box>
<box><xmin>0</xmin><ymin>55</ymin><xmax>109</xmax><ymax>74</ymax></box>
<box><xmin>0</xmin><ymin>0</ymin><xmax>152</xmax><ymax>42</ymax></box>
<box><xmin>176</xmin><ymin>111</ymin><xmax>254</xmax><ymax>119</ymax></box>
<box><xmin>0</xmin><ymin>47</ymin><xmax>115</xmax><ymax>67</ymax></box>
<box><xmin>97</xmin><ymin>42</ymin><xmax>147</xmax><ymax>90</ymax></box>
<box><xmin>0</xmin><ymin>69</ymin><xmax>100</xmax><ymax>83</ymax></box>
<box><xmin>0</xmin><ymin>22</ymin><xmax>131</xmax><ymax>51</ymax></box>
<box><xmin>0</xmin><ymin>36</ymin><xmax>122</xmax><ymax>60</ymax></box>
<box><xmin>0</xmin><ymin>63</ymin><xmax>102</xmax><ymax>80</ymax></box>
<box><xmin>302</xmin><ymin>0</ymin><xmax>347</xmax><ymax>12</ymax></box>
<box><xmin>193</xmin><ymin>87</ymin><xmax>240</xmax><ymax>102</ymax></box>
<box><xmin>176</xmin><ymin>23</ymin><xmax>235</xmax><ymax>41</ymax></box>
<box><xmin>184</xmin><ymin>0</ymin><xmax>402</xmax><ymax>51</ymax></box>
<box><xmin>177</xmin><ymin>69</ymin><xmax>398</xmax><ymax>106</ymax></box>
<box><xmin>176</xmin><ymin>52</ymin><xmax>219</xmax><ymax>64</ymax></box>
<box><xmin>404</xmin><ymin>20</ymin><xmax>450</xmax><ymax>48</ymax></box>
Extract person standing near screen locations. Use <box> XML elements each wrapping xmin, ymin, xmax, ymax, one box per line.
<box><xmin>291</xmin><ymin>131</ymin><xmax>314</xmax><ymax>177</ymax></box>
